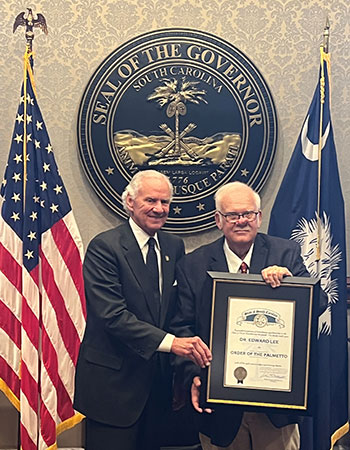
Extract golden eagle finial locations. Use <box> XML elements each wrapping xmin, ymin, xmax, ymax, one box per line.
<box><xmin>13</xmin><ymin>8</ymin><xmax>48</xmax><ymax>50</ymax></box>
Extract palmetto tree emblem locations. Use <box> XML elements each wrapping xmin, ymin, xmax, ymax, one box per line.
<box><xmin>147</xmin><ymin>77</ymin><xmax>207</xmax><ymax>160</ymax></box>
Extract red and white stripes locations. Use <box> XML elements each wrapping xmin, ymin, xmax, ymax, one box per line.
<box><xmin>0</xmin><ymin>208</ymin><xmax>86</xmax><ymax>449</ymax></box>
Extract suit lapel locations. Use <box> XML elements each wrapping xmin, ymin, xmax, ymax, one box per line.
<box><xmin>205</xmin><ymin>235</ymin><xmax>268</xmax><ymax>274</ymax></box>
<box><xmin>121</xmin><ymin>224</ymin><xmax>160</xmax><ymax>324</ymax></box>
<box><xmin>208</xmin><ymin>237</ymin><xmax>230</xmax><ymax>272</ymax></box>
<box><xmin>250</xmin><ymin>233</ymin><xmax>269</xmax><ymax>274</ymax></box>
<box><xmin>158</xmin><ymin>233</ymin><xmax>176</xmax><ymax>327</ymax></box>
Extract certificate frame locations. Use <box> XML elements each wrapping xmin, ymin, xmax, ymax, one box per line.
<box><xmin>201</xmin><ymin>272</ymin><xmax>319</xmax><ymax>414</ymax></box>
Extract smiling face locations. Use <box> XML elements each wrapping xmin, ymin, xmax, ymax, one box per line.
<box><xmin>215</xmin><ymin>183</ymin><xmax>262</xmax><ymax>258</ymax></box>
<box><xmin>126</xmin><ymin>176</ymin><xmax>171</xmax><ymax>236</ymax></box>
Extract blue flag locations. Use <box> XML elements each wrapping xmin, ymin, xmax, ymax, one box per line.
<box><xmin>268</xmin><ymin>48</ymin><xmax>348</xmax><ymax>449</ymax></box>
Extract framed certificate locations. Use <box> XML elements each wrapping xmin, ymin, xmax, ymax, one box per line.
<box><xmin>201</xmin><ymin>272</ymin><xmax>319</xmax><ymax>414</ymax></box>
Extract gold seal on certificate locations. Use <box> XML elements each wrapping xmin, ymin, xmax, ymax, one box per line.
<box><xmin>234</xmin><ymin>367</ymin><xmax>247</xmax><ymax>384</ymax></box>
<box><xmin>253</xmin><ymin>313</ymin><xmax>268</xmax><ymax>328</ymax></box>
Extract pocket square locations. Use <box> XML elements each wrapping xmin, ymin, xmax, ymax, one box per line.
<box><xmin>172</xmin><ymin>280</ymin><xmax>178</xmax><ymax>286</ymax></box>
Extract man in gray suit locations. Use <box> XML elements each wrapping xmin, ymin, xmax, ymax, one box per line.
<box><xmin>74</xmin><ymin>170</ymin><xmax>211</xmax><ymax>450</ymax></box>
<box><xmin>171</xmin><ymin>181</ymin><xmax>309</xmax><ymax>450</ymax></box>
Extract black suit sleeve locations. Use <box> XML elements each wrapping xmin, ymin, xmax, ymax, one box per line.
<box><xmin>84</xmin><ymin>235</ymin><xmax>166</xmax><ymax>360</ymax></box>
<box><xmin>289</xmin><ymin>241</ymin><xmax>310</xmax><ymax>277</ymax></box>
<box><xmin>171</xmin><ymin>261</ymin><xmax>198</xmax><ymax>338</ymax></box>
<box><xmin>170</xmin><ymin>257</ymin><xmax>202</xmax><ymax>388</ymax></box>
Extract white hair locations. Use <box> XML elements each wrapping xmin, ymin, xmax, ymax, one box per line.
<box><xmin>122</xmin><ymin>170</ymin><xmax>173</xmax><ymax>215</ymax></box>
<box><xmin>214</xmin><ymin>181</ymin><xmax>261</xmax><ymax>212</ymax></box>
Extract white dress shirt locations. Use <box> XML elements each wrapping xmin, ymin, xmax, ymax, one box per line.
<box><xmin>223</xmin><ymin>238</ymin><xmax>254</xmax><ymax>273</ymax></box>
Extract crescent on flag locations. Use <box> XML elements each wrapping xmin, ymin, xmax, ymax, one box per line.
<box><xmin>301</xmin><ymin>115</ymin><xmax>330</xmax><ymax>161</ymax></box>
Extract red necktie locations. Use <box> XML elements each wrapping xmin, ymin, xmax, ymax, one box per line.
<box><xmin>240</xmin><ymin>262</ymin><xmax>248</xmax><ymax>274</ymax></box>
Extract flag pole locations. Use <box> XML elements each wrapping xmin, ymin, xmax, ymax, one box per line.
<box><xmin>13</xmin><ymin>9</ymin><xmax>47</xmax><ymax>208</ymax></box>
<box><xmin>323</xmin><ymin>16</ymin><xmax>330</xmax><ymax>54</ymax></box>
<box><xmin>12</xmin><ymin>9</ymin><xmax>48</xmax><ymax>449</ymax></box>
<box><xmin>316</xmin><ymin>18</ymin><xmax>330</xmax><ymax>262</ymax></box>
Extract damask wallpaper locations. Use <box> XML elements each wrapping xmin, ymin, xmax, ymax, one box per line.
<box><xmin>0</xmin><ymin>0</ymin><xmax>349</xmax><ymax>251</ymax></box>
<box><xmin>0</xmin><ymin>0</ymin><xmax>349</xmax><ymax>444</ymax></box>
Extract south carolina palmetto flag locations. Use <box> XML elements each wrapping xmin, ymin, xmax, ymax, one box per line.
<box><xmin>269</xmin><ymin>47</ymin><xmax>348</xmax><ymax>450</ymax></box>
<box><xmin>0</xmin><ymin>47</ymin><xmax>86</xmax><ymax>449</ymax></box>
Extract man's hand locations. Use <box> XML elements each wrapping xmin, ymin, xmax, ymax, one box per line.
<box><xmin>191</xmin><ymin>376</ymin><xmax>213</xmax><ymax>413</ymax></box>
<box><xmin>171</xmin><ymin>336</ymin><xmax>212</xmax><ymax>368</ymax></box>
<box><xmin>261</xmin><ymin>265</ymin><xmax>292</xmax><ymax>288</ymax></box>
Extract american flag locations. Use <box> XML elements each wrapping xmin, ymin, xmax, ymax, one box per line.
<box><xmin>0</xmin><ymin>48</ymin><xmax>86</xmax><ymax>449</ymax></box>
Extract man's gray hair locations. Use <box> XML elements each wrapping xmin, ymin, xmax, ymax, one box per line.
<box><xmin>122</xmin><ymin>170</ymin><xmax>173</xmax><ymax>215</ymax></box>
<box><xmin>214</xmin><ymin>181</ymin><xmax>261</xmax><ymax>211</ymax></box>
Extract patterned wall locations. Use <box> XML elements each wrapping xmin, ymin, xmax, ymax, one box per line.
<box><xmin>0</xmin><ymin>0</ymin><xmax>349</xmax><ymax>254</ymax></box>
<box><xmin>0</xmin><ymin>0</ymin><xmax>349</xmax><ymax>446</ymax></box>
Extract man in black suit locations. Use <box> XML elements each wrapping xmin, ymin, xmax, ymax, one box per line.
<box><xmin>74</xmin><ymin>170</ymin><xmax>211</xmax><ymax>450</ymax></box>
<box><xmin>171</xmin><ymin>181</ymin><xmax>309</xmax><ymax>450</ymax></box>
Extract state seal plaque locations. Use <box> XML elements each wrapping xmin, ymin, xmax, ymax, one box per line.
<box><xmin>77</xmin><ymin>28</ymin><xmax>277</xmax><ymax>233</ymax></box>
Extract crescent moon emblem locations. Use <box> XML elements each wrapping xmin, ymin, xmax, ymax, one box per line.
<box><xmin>301</xmin><ymin>115</ymin><xmax>330</xmax><ymax>161</ymax></box>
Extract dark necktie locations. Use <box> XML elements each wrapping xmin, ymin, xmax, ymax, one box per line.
<box><xmin>146</xmin><ymin>237</ymin><xmax>160</xmax><ymax>305</ymax></box>
<box><xmin>240</xmin><ymin>261</ymin><xmax>248</xmax><ymax>274</ymax></box>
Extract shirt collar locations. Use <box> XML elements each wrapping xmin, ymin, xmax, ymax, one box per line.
<box><xmin>223</xmin><ymin>239</ymin><xmax>254</xmax><ymax>273</ymax></box>
<box><xmin>129</xmin><ymin>218</ymin><xmax>160</xmax><ymax>251</ymax></box>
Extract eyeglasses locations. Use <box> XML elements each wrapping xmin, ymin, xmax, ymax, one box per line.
<box><xmin>218</xmin><ymin>210</ymin><xmax>260</xmax><ymax>223</ymax></box>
